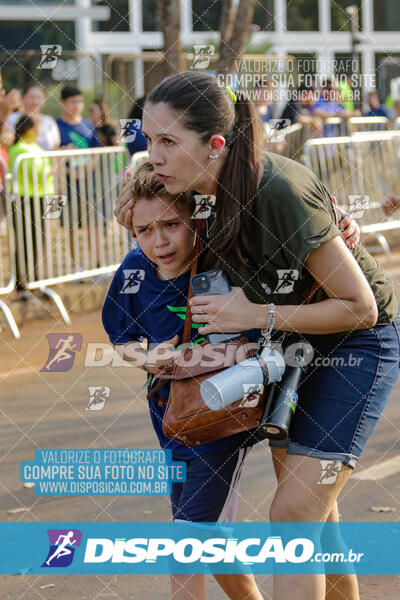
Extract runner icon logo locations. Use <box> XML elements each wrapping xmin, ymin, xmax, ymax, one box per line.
<box><xmin>120</xmin><ymin>269</ymin><xmax>145</xmax><ymax>294</ymax></box>
<box><xmin>317</xmin><ymin>460</ymin><xmax>342</xmax><ymax>485</ymax></box>
<box><xmin>42</xmin><ymin>529</ymin><xmax>82</xmax><ymax>567</ymax></box>
<box><xmin>348</xmin><ymin>195</ymin><xmax>370</xmax><ymax>219</ymax></box>
<box><xmin>241</xmin><ymin>384</ymin><xmax>264</xmax><ymax>407</ymax></box>
<box><xmin>43</xmin><ymin>195</ymin><xmax>67</xmax><ymax>219</ymax></box>
<box><xmin>192</xmin><ymin>195</ymin><xmax>216</xmax><ymax>219</ymax></box>
<box><xmin>268</xmin><ymin>119</ymin><xmax>291</xmax><ymax>143</ymax></box>
<box><xmin>38</xmin><ymin>45</ymin><xmax>62</xmax><ymax>69</ymax></box>
<box><xmin>40</xmin><ymin>334</ymin><xmax>82</xmax><ymax>372</ymax></box>
<box><xmin>86</xmin><ymin>386</ymin><xmax>110</xmax><ymax>411</ymax></box>
<box><xmin>190</xmin><ymin>45</ymin><xmax>215</xmax><ymax>69</ymax></box>
<box><xmin>274</xmin><ymin>269</ymin><xmax>299</xmax><ymax>294</ymax></box>
<box><xmin>118</xmin><ymin>119</ymin><xmax>142</xmax><ymax>143</ymax></box>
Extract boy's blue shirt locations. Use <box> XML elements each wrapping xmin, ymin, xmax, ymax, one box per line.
<box><xmin>57</xmin><ymin>117</ymin><xmax>100</xmax><ymax>149</ymax></box>
<box><xmin>102</xmin><ymin>247</ymin><xmax>261</xmax><ymax>459</ymax></box>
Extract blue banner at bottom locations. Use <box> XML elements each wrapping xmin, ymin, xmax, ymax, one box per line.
<box><xmin>0</xmin><ymin>522</ymin><xmax>398</xmax><ymax>574</ymax></box>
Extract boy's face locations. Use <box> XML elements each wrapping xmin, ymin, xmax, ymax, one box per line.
<box><xmin>61</xmin><ymin>94</ymin><xmax>84</xmax><ymax>118</ymax></box>
<box><xmin>132</xmin><ymin>196</ymin><xmax>194</xmax><ymax>279</ymax></box>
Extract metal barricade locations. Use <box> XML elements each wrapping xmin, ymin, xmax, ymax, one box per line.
<box><xmin>269</xmin><ymin>119</ymin><xmax>348</xmax><ymax>163</ymax></box>
<box><xmin>277</xmin><ymin>123</ymin><xmax>307</xmax><ymax>161</ymax></box>
<box><xmin>350</xmin><ymin>131</ymin><xmax>400</xmax><ymax>255</ymax></box>
<box><xmin>304</xmin><ymin>131</ymin><xmax>400</xmax><ymax>256</ymax></box>
<box><xmin>323</xmin><ymin>117</ymin><xmax>347</xmax><ymax>137</ymax></box>
<box><xmin>347</xmin><ymin>116</ymin><xmax>389</xmax><ymax>134</ymax></box>
<box><xmin>304</xmin><ymin>136</ymin><xmax>354</xmax><ymax>206</ymax></box>
<box><xmin>11</xmin><ymin>146</ymin><xmax>132</xmax><ymax>324</ymax></box>
<box><xmin>0</xmin><ymin>157</ymin><xmax>20</xmax><ymax>338</ymax></box>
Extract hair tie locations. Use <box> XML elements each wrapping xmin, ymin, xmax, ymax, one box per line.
<box><xmin>225</xmin><ymin>86</ymin><xmax>237</xmax><ymax>105</ymax></box>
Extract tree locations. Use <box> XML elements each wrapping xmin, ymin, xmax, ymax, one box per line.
<box><xmin>156</xmin><ymin>0</ymin><xmax>185</xmax><ymax>77</ymax></box>
<box><xmin>156</xmin><ymin>0</ymin><xmax>257</xmax><ymax>76</ymax></box>
<box><xmin>216</xmin><ymin>0</ymin><xmax>257</xmax><ymax>74</ymax></box>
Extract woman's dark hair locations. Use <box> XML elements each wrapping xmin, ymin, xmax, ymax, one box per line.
<box><xmin>91</xmin><ymin>98</ymin><xmax>112</xmax><ymax>127</ymax></box>
<box><xmin>146</xmin><ymin>72</ymin><xmax>265</xmax><ymax>272</ymax></box>
<box><xmin>13</xmin><ymin>115</ymin><xmax>36</xmax><ymax>145</ymax></box>
<box><xmin>129</xmin><ymin>160</ymin><xmax>195</xmax><ymax>215</ymax></box>
<box><xmin>128</xmin><ymin>96</ymin><xmax>146</xmax><ymax>121</ymax></box>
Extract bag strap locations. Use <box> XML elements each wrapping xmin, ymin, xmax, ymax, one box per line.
<box><xmin>182</xmin><ymin>219</ymin><xmax>203</xmax><ymax>344</ymax></box>
<box><xmin>301</xmin><ymin>280</ymin><xmax>320</xmax><ymax>305</ymax></box>
<box><xmin>147</xmin><ymin>220</ymin><xmax>203</xmax><ymax>401</ymax></box>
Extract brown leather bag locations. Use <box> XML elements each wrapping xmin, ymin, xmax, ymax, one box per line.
<box><xmin>162</xmin><ymin>336</ymin><xmax>264</xmax><ymax>446</ymax></box>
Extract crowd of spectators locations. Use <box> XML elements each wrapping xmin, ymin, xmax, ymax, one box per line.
<box><xmin>279</xmin><ymin>77</ymin><xmax>400</xmax><ymax>136</ymax></box>
<box><xmin>0</xmin><ymin>72</ymin><xmax>399</xmax><ymax>292</ymax></box>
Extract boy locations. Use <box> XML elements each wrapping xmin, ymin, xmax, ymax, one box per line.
<box><xmin>57</xmin><ymin>86</ymin><xmax>100</xmax><ymax>264</ymax></box>
<box><xmin>57</xmin><ymin>85</ymin><xmax>99</xmax><ymax>149</ymax></box>
<box><xmin>102</xmin><ymin>161</ymin><xmax>257</xmax><ymax>523</ymax></box>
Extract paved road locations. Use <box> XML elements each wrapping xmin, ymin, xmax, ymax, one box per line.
<box><xmin>1</xmin><ymin>303</ymin><xmax>400</xmax><ymax>599</ymax></box>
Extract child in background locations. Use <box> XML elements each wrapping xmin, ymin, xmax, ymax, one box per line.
<box><xmin>9</xmin><ymin>115</ymin><xmax>54</xmax><ymax>289</ymax></box>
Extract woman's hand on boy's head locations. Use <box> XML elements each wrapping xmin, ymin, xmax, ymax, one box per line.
<box><xmin>114</xmin><ymin>169</ymin><xmax>135</xmax><ymax>232</ymax></box>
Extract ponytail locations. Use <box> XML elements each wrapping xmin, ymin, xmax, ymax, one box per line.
<box><xmin>210</xmin><ymin>91</ymin><xmax>265</xmax><ymax>272</ymax></box>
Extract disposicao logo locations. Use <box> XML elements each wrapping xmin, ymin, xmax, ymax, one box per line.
<box><xmin>83</xmin><ymin>536</ymin><xmax>314</xmax><ymax>565</ymax></box>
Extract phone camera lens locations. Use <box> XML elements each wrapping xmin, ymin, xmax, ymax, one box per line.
<box><xmin>198</xmin><ymin>276</ymin><xmax>208</xmax><ymax>291</ymax></box>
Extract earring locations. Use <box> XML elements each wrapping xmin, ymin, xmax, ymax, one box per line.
<box><xmin>209</xmin><ymin>153</ymin><xmax>219</xmax><ymax>159</ymax></box>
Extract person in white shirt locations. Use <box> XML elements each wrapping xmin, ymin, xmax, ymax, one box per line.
<box><xmin>6</xmin><ymin>82</ymin><xmax>60</xmax><ymax>151</ymax></box>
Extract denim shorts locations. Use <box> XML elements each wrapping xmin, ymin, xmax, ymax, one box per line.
<box><xmin>270</xmin><ymin>313</ymin><xmax>400</xmax><ymax>468</ymax></box>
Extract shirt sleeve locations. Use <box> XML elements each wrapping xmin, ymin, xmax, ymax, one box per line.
<box><xmin>257</xmin><ymin>161</ymin><xmax>341</xmax><ymax>272</ymax></box>
<box><xmin>102</xmin><ymin>265</ymin><xmax>143</xmax><ymax>345</ymax></box>
<box><xmin>48</xmin><ymin>117</ymin><xmax>61</xmax><ymax>149</ymax></box>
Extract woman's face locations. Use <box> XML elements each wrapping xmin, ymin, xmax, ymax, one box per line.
<box><xmin>23</xmin><ymin>87</ymin><xmax>45</xmax><ymax>114</ymax></box>
<box><xmin>89</xmin><ymin>102</ymin><xmax>102</xmax><ymax>126</ymax></box>
<box><xmin>142</xmin><ymin>102</ymin><xmax>215</xmax><ymax>195</ymax></box>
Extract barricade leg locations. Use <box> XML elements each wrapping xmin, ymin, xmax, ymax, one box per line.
<box><xmin>0</xmin><ymin>300</ymin><xmax>20</xmax><ymax>339</ymax></box>
<box><xmin>39</xmin><ymin>287</ymin><xmax>71</xmax><ymax>325</ymax></box>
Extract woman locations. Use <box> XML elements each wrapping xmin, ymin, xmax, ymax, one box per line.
<box><xmin>6</xmin><ymin>82</ymin><xmax>60</xmax><ymax>151</ymax></box>
<box><xmin>88</xmin><ymin>99</ymin><xmax>118</xmax><ymax>146</ymax></box>
<box><xmin>114</xmin><ymin>72</ymin><xmax>399</xmax><ymax>600</ymax></box>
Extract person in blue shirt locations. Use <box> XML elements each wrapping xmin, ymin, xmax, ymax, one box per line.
<box><xmin>365</xmin><ymin>91</ymin><xmax>389</xmax><ymax>118</ymax></box>
<box><xmin>57</xmin><ymin>85</ymin><xmax>99</xmax><ymax>149</ymax></box>
<box><xmin>102</xmin><ymin>161</ymin><xmax>264</xmax><ymax>600</ymax></box>
<box><xmin>57</xmin><ymin>86</ymin><xmax>100</xmax><ymax>263</ymax></box>
<box><xmin>253</xmin><ymin>80</ymin><xmax>273</xmax><ymax>123</ymax></box>
<box><xmin>126</xmin><ymin>96</ymin><xmax>148</xmax><ymax>156</ymax></box>
<box><xmin>311</xmin><ymin>78</ymin><xmax>353</xmax><ymax>137</ymax></box>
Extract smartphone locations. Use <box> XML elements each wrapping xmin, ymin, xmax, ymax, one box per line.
<box><xmin>191</xmin><ymin>269</ymin><xmax>242</xmax><ymax>345</ymax></box>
